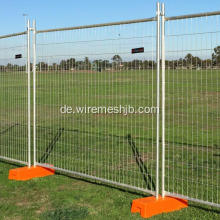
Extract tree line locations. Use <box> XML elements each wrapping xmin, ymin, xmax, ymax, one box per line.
<box><xmin>1</xmin><ymin>46</ymin><xmax>220</xmax><ymax>72</ymax></box>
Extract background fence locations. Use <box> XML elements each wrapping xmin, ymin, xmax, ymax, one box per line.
<box><xmin>0</xmin><ymin>2</ymin><xmax>219</xmax><ymax>209</ymax></box>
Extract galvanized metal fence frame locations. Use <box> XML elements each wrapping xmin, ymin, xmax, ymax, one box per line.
<box><xmin>33</xmin><ymin>3</ymin><xmax>160</xmax><ymax>197</ymax></box>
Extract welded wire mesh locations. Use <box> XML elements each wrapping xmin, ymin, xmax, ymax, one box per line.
<box><xmin>0</xmin><ymin>33</ymin><xmax>29</xmax><ymax>165</ymax></box>
<box><xmin>35</xmin><ymin>20</ymin><xmax>158</xmax><ymax>194</ymax></box>
<box><xmin>164</xmin><ymin>15</ymin><xmax>220</xmax><ymax>206</ymax></box>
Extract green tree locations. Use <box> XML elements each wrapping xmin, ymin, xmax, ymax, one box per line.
<box><xmin>67</xmin><ymin>58</ymin><xmax>76</xmax><ymax>69</ymax></box>
<box><xmin>84</xmin><ymin>57</ymin><xmax>90</xmax><ymax>70</ymax></box>
<box><xmin>37</xmin><ymin>62</ymin><xmax>48</xmax><ymax>71</ymax></box>
<box><xmin>60</xmin><ymin>60</ymin><xmax>67</xmax><ymax>70</ymax></box>
<box><xmin>184</xmin><ymin>53</ymin><xmax>193</xmax><ymax>66</ymax></box>
<box><xmin>212</xmin><ymin>46</ymin><xmax>220</xmax><ymax>66</ymax></box>
<box><xmin>112</xmin><ymin>55</ymin><xmax>122</xmax><ymax>63</ymax></box>
<box><xmin>112</xmin><ymin>55</ymin><xmax>122</xmax><ymax>70</ymax></box>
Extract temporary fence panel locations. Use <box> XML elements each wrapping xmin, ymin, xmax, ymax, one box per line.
<box><xmin>0</xmin><ymin>26</ymin><xmax>31</xmax><ymax>166</ymax></box>
<box><xmin>34</xmin><ymin>11</ymin><xmax>160</xmax><ymax>194</ymax></box>
<box><xmin>162</xmin><ymin>10</ymin><xmax>220</xmax><ymax>207</ymax></box>
<box><xmin>0</xmin><ymin>1</ymin><xmax>219</xmax><ymax>211</ymax></box>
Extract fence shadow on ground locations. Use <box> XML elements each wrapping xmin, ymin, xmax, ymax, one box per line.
<box><xmin>39</xmin><ymin>128</ymin><xmax>64</xmax><ymax>163</ymax></box>
<box><xmin>36</xmin><ymin>126</ymin><xmax>156</xmax><ymax>193</ymax></box>
<box><xmin>0</xmin><ymin>123</ymin><xmax>19</xmax><ymax>135</ymax></box>
<box><xmin>127</xmin><ymin>134</ymin><xmax>156</xmax><ymax>191</ymax></box>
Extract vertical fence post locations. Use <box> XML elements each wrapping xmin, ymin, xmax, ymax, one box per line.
<box><xmin>161</xmin><ymin>3</ymin><xmax>166</xmax><ymax>198</ymax></box>
<box><xmin>33</xmin><ymin>20</ymin><xmax>37</xmax><ymax>167</ymax></box>
<box><xmin>27</xmin><ymin>19</ymin><xmax>31</xmax><ymax>168</ymax></box>
<box><xmin>156</xmin><ymin>2</ymin><xmax>160</xmax><ymax>199</ymax></box>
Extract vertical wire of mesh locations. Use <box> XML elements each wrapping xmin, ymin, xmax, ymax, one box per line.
<box><xmin>164</xmin><ymin>14</ymin><xmax>220</xmax><ymax>207</ymax></box>
<box><xmin>0</xmin><ymin>32</ymin><xmax>29</xmax><ymax>165</ymax></box>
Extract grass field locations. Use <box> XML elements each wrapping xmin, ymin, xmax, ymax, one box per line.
<box><xmin>0</xmin><ymin>161</ymin><xmax>220</xmax><ymax>220</ymax></box>
<box><xmin>0</xmin><ymin>69</ymin><xmax>220</xmax><ymax>218</ymax></box>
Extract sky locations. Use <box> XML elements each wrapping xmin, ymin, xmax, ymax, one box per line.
<box><xmin>0</xmin><ymin>0</ymin><xmax>220</xmax><ymax>66</ymax></box>
<box><xmin>1</xmin><ymin>0</ymin><xmax>220</xmax><ymax>35</ymax></box>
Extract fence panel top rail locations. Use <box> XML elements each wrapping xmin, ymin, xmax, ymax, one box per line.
<box><xmin>0</xmin><ymin>31</ymin><xmax>27</xmax><ymax>40</ymax></box>
<box><xmin>166</xmin><ymin>10</ymin><xmax>220</xmax><ymax>21</ymax></box>
<box><xmin>36</xmin><ymin>17</ymin><xmax>156</xmax><ymax>34</ymax></box>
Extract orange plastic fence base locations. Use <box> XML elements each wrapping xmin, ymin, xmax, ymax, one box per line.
<box><xmin>8</xmin><ymin>166</ymin><xmax>55</xmax><ymax>181</ymax></box>
<box><xmin>131</xmin><ymin>195</ymin><xmax>188</xmax><ymax>218</ymax></box>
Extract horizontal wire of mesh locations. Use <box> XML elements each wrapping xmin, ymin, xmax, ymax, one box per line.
<box><xmin>0</xmin><ymin>34</ymin><xmax>28</xmax><ymax>165</ymax></box>
<box><xmin>164</xmin><ymin>15</ymin><xmax>220</xmax><ymax>205</ymax></box>
<box><xmin>35</xmin><ymin>21</ymin><xmax>158</xmax><ymax>193</ymax></box>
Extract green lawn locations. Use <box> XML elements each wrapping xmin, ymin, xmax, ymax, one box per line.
<box><xmin>0</xmin><ymin>69</ymin><xmax>220</xmax><ymax>218</ymax></box>
<box><xmin>0</xmin><ymin>161</ymin><xmax>220</xmax><ymax>220</ymax></box>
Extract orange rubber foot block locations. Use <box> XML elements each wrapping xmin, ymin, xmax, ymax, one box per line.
<box><xmin>8</xmin><ymin>166</ymin><xmax>55</xmax><ymax>181</ymax></box>
<box><xmin>131</xmin><ymin>196</ymin><xmax>188</xmax><ymax>218</ymax></box>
